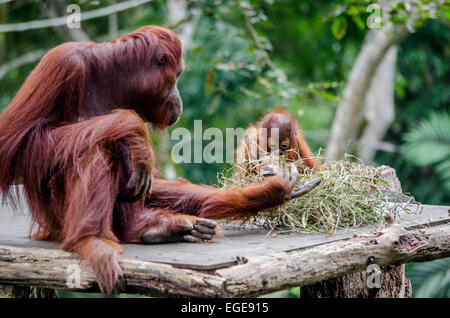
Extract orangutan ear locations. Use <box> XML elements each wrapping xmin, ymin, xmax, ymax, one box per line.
<box><xmin>156</xmin><ymin>54</ymin><xmax>167</xmax><ymax>67</ymax></box>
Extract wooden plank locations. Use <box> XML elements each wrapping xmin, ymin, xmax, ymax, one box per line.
<box><xmin>0</xmin><ymin>222</ymin><xmax>448</xmax><ymax>297</ymax></box>
<box><xmin>393</xmin><ymin>204</ymin><xmax>450</xmax><ymax>228</ymax></box>
<box><xmin>1</xmin><ymin>190</ymin><xmax>449</xmax><ymax>270</ymax></box>
<box><xmin>217</xmin><ymin>222</ymin><xmax>450</xmax><ymax>297</ymax></box>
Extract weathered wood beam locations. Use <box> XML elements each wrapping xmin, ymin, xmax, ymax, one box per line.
<box><xmin>0</xmin><ymin>245</ymin><xmax>226</xmax><ymax>297</ymax></box>
<box><xmin>216</xmin><ymin>222</ymin><xmax>450</xmax><ymax>298</ymax></box>
<box><xmin>0</xmin><ymin>222</ymin><xmax>448</xmax><ymax>298</ymax></box>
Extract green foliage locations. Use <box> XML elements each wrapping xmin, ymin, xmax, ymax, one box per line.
<box><xmin>402</xmin><ymin>111</ymin><xmax>450</xmax><ymax>190</ymax></box>
<box><xmin>375</xmin><ymin>20</ymin><xmax>450</xmax><ymax>205</ymax></box>
<box><xmin>406</xmin><ymin>258</ymin><xmax>450</xmax><ymax>298</ymax></box>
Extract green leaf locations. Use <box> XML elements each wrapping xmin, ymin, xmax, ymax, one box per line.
<box><xmin>351</xmin><ymin>15</ymin><xmax>366</xmax><ymax>30</ymax></box>
<box><xmin>373</xmin><ymin>178</ymin><xmax>389</xmax><ymax>185</ymax></box>
<box><xmin>331</xmin><ymin>16</ymin><xmax>347</xmax><ymax>40</ymax></box>
<box><xmin>346</xmin><ymin>5</ymin><xmax>361</xmax><ymax>16</ymax></box>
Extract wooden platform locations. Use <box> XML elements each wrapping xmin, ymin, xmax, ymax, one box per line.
<box><xmin>1</xmin><ymin>193</ymin><xmax>448</xmax><ymax>270</ymax></box>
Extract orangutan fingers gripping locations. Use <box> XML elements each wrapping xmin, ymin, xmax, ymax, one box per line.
<box><xmin>288</xmin><ymin>177</ymin><xmax>322</xmax><ymax>200</ymax></box>
<box><xmin>262</xmin><ymin>163</ymin><xmax>322</xmax><ymax>201</ymax></box>
<box><xmin>95</xmin><ymin>250</ymin><xmax>126</xmax><ymax>295</ymax></box>
<box><xmin>277</xmin><ymin>163</ymin><xmax>322</xmax><ymax>200</ymax></box>
<box><xmin>113</xmin><ymin>112</ymin><xmax>154</xmax><ymax>203</ymax></box>
<box><xmin>120</xmin><ymin>163</ymin><xmax>153</xmax><ymax>202</ymax></box>
<box><xmin>261</xmin><ymin>163</ymin><xmax>298</xmax><ymax>188</ymax></box>
<box><xmin>75</xmin><ymin>238</ymin><xmax>125</xmax><ymax>295</ymax></box>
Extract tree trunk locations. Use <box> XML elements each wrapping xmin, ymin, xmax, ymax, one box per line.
<box><xmin>325</xmin><ymin>0</ymin><xmax>446</xmax><ymax>160</ymax></box>
<box><xmin>325</xmin><ymin>27</ymin><xmax>407</xmax><ymax>160</ymax></box>
<box><xmin>358</xmin><ymin>46</ymin><xmax>398</xmax><ymax>163</ymax></box>
<box><xmin>167</xmin><ymin>0</ymin><xmax>199</xmax><ymax>51</ymax></box>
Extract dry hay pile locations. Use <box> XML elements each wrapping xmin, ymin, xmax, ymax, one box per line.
<box><xmin>218</xmin><ymin>154</ymin><xmax>416</xmax><ymax>234</ymax></box>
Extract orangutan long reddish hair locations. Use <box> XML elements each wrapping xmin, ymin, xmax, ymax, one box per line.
<box><xmin>0</xmin><ymin>27</ymin><xmax>320</xmax><ymax>294</ymax></box>
<box><xmin>237</xmin><ymin>107</ymin><xmax>323</xmax><ymax>173</ymax></box>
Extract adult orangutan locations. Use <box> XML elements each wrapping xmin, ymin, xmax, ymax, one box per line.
<box><xmin>237</xmin><ymin>107</ymin><xmax>323</xmax><ymax>173</ymax></box>
<box><xmin>0</xmin><ymin>27</ymin><xmax>321</xmax><ymax>294</ymax></box>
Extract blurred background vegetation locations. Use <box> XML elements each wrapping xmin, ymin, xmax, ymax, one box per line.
<box><xmin>0</xmin><ymin>0</ymin><xmax>448</xmax><ymax>298</ymax></box>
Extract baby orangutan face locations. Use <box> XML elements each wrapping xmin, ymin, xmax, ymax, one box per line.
<box><xmin>261</xmin><ymin>112</ymin><xmax>295</xmax><ymax>155</ymax></box>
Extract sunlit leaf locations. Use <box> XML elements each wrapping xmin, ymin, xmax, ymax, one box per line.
<box><xmin>331</xmin><ymin>16</ymin><xmax>347</xmax><ymax>40</ymax></box>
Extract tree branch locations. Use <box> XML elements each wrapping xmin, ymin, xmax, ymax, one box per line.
<box><xmin>0</xmin><ymin>0</ymin><xmax>152</xmax><ymax>33</ymax></box>
<box><xmin>325</xmin><ymin>26</ymin><xmax>408</xmax><ymax>160</ymax></box>
<box><xmin>0</xmin><ymin>49</ymin><xmax>46</xmax><ymax>80</ymax></box>
<box><xmin>43</xmin><ymin>0</ymin><xmax>90</xmax><ymax>42</ymax></box>
<box><xmin>358</xmin><ymin>46</ymin><xmax>398</xmax><ymax>163</ymax></box>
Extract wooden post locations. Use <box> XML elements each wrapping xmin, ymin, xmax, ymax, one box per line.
<box><xmin>301</xmin><ymin>166</ymin><xmax>412</xmax><ymax>298</ymax></box>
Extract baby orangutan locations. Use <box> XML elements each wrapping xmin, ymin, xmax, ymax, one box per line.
<box><xmin>237</xmin><ymin>107</ymin><xmax>323</xmax><ymax>173</ymax></box>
